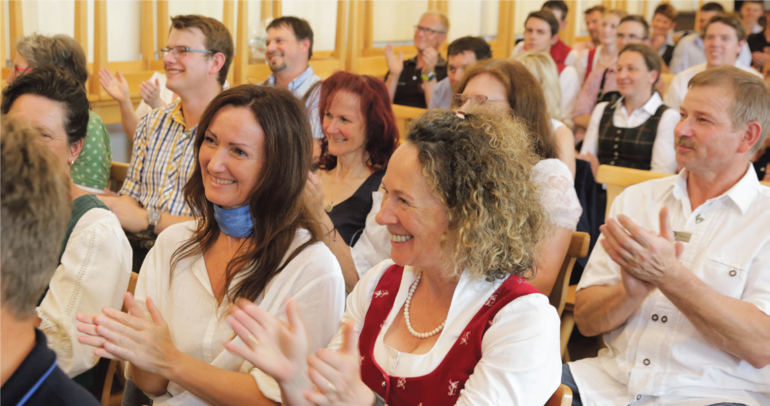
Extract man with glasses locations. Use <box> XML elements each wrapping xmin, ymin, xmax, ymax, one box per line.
<box><xmin>384</xmin><ymin>11</ymin><xmax>449</xmax><ymax>108</ymax></box>
<box><xmin>263</xmin><ymin>16</ymin><xmax>323</xmax><ymax>141</ymax></box>
<box><xmin>665</xmin><ymin>13</ymin><xmax>761</xmax><ymax>113</ymax></box>
<box><xmin>98</xmin><ymin>14</ymin><xmax>234</xmax><ymax>272</ymax></box>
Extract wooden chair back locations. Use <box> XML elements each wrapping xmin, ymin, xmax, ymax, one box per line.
<box><xmin>549</xmin><ymin>232</ymin><xmax>590</xmax><ymax>317</ymax></box>
<box><xmin>545</xmin><ymin>384</ymin><xmax>574</xmax><ymax>406</ymax></box>
<box><xmin>100</xmin><ymin>271</ymin><xmax>139</xmax><ymax>405</ymax></box>
<box><xmin>595</xmin><ymin>165</ymin><xmax>670</xmax><ymax>218</ymax></box>
<box><xmin>108</xmin><ymin>162</ymin><xmax>130</xmax><ymax>193</ymax></box>
<box><xmin>391</xmin><ymin>105</ymin><xmax>426</xmax><ymax>143</ymax></box>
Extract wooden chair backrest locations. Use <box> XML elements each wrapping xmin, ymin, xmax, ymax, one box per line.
<box><xmin>595</xmin><ymin>165</ymin><xmax>670</xmax><ymax>218</ymax></box>
<box><xmin>100</xmin><ymin>271</ymin><xmax>139</xmax><ymax>405</ymax></box>
<box><xmin>108</xmin><ymin>162</ymin><xmax>130</xmax><ymax>193</ymax></box>
<box><xmin>391</xmin><ymin>105</ymin><xmax>426</xmax><ymax>143</ymax></box>
<box><xmin>549</xmin><ymin>232</ymin><xmax>590</xmax><ymax>317</ymax></box>
<box><xmin>545</xmin><ymin>384</ymin><xmax>574</xmax><ymax>406</ymax></box>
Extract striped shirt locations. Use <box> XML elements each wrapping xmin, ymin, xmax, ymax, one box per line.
<box><xmin>118</xmin><ymin>100</ymin><xmax>196</xmax><ymax>216</ymax></box>
<box><xmin>266</xmin><ymin>66</ymin><xmax>323</xmax><ymax>139</ymax></box>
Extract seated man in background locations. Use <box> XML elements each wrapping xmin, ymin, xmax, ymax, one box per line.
<box><xmin>571</xmin><ymin>5</ymin><xmax>605</xmax><ymax>56</ymax></box>
<box><xmin>0</xmin><ymin>119</ymin><xmax>100</xmax><ymax>406</ymax></box>
<box><xmin>514</xmin><ymin>10</ymin><xmax>579</xmax><ymax>128</ymax></box>
<box><xmin>669</xmin><ymin>2</ymin><xmax>752</xmax><ymax>74</ymax></box>
<box><xmin>7</xmin><ymin>33</ymin><xmax>112</xmax><ymax>195</ymax></box>
<box><xmin>385</xmin><ymin>11</ymin><xmax>449</xmax><ymax>108</ymax></box>
<box><xmin>542</xmin><ymin>0</ymin><xmax>573</xmax><ymax>65</ymax></box>
<box><xmin>666</xmin><ymin>13</ymin><xmax>761</xmax><ymax>112</ymax></box>
<box><xmin>99</xmin><ymin>14</ymin><xmax>233</xmax><ymax>272</ymax></box>
<box><xmin>429</xmin><ymin>36</ymin><xmax>491</xmax><ymax>109</ymax></box>
<box><xmin>565</xmin><ymin>66</ymin><xmax>770</xmax><ymax>406</ymax></box>
<box><xmin>263</xmin><ymin>16</ymin><xmax>323</xmax><ymax>140</ymax></box>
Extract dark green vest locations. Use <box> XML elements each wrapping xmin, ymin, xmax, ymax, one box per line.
<box><xmin>597</xmin><ymin>100</ymin><xmax>668</xmax><ymax>171</ymax></box>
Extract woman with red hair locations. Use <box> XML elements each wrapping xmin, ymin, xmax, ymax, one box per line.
<box><xmin>305</xmin><ymin>71</ymin><xmax>399</xmax><ymax>292</ymax></box>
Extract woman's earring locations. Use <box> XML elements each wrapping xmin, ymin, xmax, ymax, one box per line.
<box><xmin>67</xmin><ymin>159</ymin><xmax>73</xmax><ymax>166</ymax></box>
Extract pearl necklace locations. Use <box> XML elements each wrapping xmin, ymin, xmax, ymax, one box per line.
<box><xmin>404</xmin><ymin>273</ymin><xmax>446</xmax><ymax>339</ymax></box>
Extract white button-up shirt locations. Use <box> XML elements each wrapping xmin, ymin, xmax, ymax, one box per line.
<box><xmin>559</xmin><ymin>66</ymin><xmax>579</xmax><ymax>128</ymax></box>
<box><xmin>665</xmin><ymin>61</ymin><xmax>762</xmax><ymax>113</ymax></box>
<box><xmin>581</xmin><ymin>93</ymin><xmax>679</xmax><ymax>174</ymax></box>
<box><xmin>569</xmin><ymin>166</ymin><xmax>770</xmax><ymax>406</ymax></box>
<box><xmin>133</xmin><ymin>221</ymin><xmax>345</xmax><ymax>404</ymax></box>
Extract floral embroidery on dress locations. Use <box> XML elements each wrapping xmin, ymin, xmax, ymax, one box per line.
<box><xmin>373</xmin><ymin>290</ymin><xmax>389</xmax><ymax>298</ymax></box>
<box><xmin>485</xmin><ymin>294</ymin><xmax>497</xmax><ymax>307</ymax></box>
<box><xmin>459</xmin><ymin>331</ymin><xmax>470</xmax><ymax>346</ymax></box>
<box><xmin>359</xmin><ymin>355</ymin><xmax>365</xmax><ymax>366</ymax></box>
<box><xmin>448</xmin><ymin>380</ymin><xmax>459</xmax><ymax>396</ymax></box>
<box><xmin>397</xmin><ymin>377</ymin><xmax>406</xmax><ymax>390</ymax></box>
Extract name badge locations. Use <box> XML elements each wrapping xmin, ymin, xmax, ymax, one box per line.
<box><xmin>674</xmin><ymin>231</ymin><xmax>692</xmax><ymax>243</ymax></box>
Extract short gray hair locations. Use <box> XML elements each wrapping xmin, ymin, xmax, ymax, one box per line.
<box><xmin>421</xmin><ymin>11</ymin><xmax>450</xmax><ymax>32</ymax></box>
<box><xmin>688</xmin><ymin>66</ymin><xmax>770</xmax><ymax>154</ymax></box>
<box><xmin>15</xmin><ymin>34</ymin><xmax>89</xmax><ymax>87</ymax></box>
<box><xmin>1</xmin><ymin>118</ymin><xmax>71</xmax><ymax>319</ymax></box>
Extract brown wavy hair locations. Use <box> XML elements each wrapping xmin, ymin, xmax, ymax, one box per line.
<box><xmin>454</xmin><ymin>59</ymin><xmax>559</xmax><ymax>160</ymax></box>
<box><xmin>171</xmin><ymin>85</ymin><xmax>321</xmax><ymax>303</ymax></box>
<box><xmin>407</xmin><ymin>108</ymin><xmax>546</xmax><ymax>281</ymax></box>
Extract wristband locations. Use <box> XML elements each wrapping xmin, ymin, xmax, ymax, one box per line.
<box><xmin>420</xmin><ymin>71</ymin><xmax>436</xmax><ymax>82</ymax></box>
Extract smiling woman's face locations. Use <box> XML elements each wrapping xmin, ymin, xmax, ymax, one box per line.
<box><xmin>7</xmin><ymin>94</ymin><xmax>80</xmax><ymax>169</ymax></box>
<box><xmin>199</xmin><ymin>105</ymin><xmax>265</xmax><ymax>209</ymax></box>
<box><xmin>376</xmin><ymin>142</ymin><xmax>449</xmax><ymax>272</ymax></box>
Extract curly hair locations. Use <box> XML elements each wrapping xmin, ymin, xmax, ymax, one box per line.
<box><xmin>317</xmin><ymin>71</ymin><xmax>399</xmax><ymax>171</ymax></box>
<box><xmin>406</xmin><ymin>109</ymin><xmax>547</xmax><ymax>281</ymax></box>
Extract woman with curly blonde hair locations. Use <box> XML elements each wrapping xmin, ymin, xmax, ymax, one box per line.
<box><xmin>223</xmin><ymin>109</ymin><xmax>562</xmax><ymax>406</ymax></box>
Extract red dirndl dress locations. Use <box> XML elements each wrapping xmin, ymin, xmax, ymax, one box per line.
<box><xmin>359</xmin><ymin>265</ymin><xmax>540</xmax><ymax>406</ymax></box>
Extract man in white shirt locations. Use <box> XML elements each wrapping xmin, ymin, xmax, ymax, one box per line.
<box><xmin>669</xmin><ymin>3</ymin><xmax>752</xmax><ymax>74</ymax></box>
<box><xmin>513</xmin><ymin>10</ymin><xmax>579</xmax><ymax>128</ymax></box>
<box><xmin>264</xmin><ymin>16</ymin><xmax>323</xmax><ymax>141</ymax></box>
<box><xmin>564</xmin><ymin>65</ymin><xmax>770</xmax><ymax>406</ymax></box>
<box><xmin>429</xmin><ymin>36</ymin><xmax>491</xmax><ymax>109</ymax></box>
<box><xmin>665</xmin><ymin>13</ymin><xmax>761</xmax><ymax>112</ymax></box>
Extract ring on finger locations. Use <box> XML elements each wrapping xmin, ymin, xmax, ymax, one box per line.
<box><xmin>327</xmin><ymin>382</ymin><xmax>336</xmax><ymax>392</ymax></box>
<box><xmin>248</xmin><ymin>334</ymin><xmax>259</xmax><ymax>346</ymax></box>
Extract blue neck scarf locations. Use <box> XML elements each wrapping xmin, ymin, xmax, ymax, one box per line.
<box><xmin>213</xmin><ymin>204</ymin><xmax>253</xmax><ymax>238</ymax></box>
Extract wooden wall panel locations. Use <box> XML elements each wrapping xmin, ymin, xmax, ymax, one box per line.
<box><xmin>90</xmin><ymin>0</ymin><xmax>108</xmax><ymax>95</ymax></box>
<box><xmin>8</xmin><ymin>0</ymin><xmax>22</xmax><ymax>61</ymax></box>
<box><xmin>158</xmin><ymin>0</ymin><xmax>169</xmax><ymax>50</ymax></box>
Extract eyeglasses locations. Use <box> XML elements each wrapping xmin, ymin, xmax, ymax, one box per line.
<box><xmin>160</xmin><ymin>46</ymin><xmax>217</xmax><ymax>58</ymax></box>
<box><xmin>616</xmin><ymin>33</ymin><xmax>647</xmax><ymax>42</ymax></box>
<box><xmin>451</xmin><ymin>94</ymin><xmax>508</xmax><ymax>109</ymax></box>
<box><xmin>414</xmin><ymin>25</ymin><xmax>445</xmax><ymax>36</ymax></box>
<box><xmin>13</xmin><ymin>66</ymin><xmax>33</xmax><ymax>75</ymax></box>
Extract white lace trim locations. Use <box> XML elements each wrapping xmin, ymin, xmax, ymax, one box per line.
<box><xmin>531</xmin><ymin>159</ymin><xmax>583</xmax><ymax>231</ymax></box>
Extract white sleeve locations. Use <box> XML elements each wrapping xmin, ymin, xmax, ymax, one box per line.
<box><xmin>650</xmin><ymin>108</ymin><xmax>679</xmax><ymax>174</ymax></box>
<box><xmin>350</xmin><ymin>192</ymin><xmax>392</xmax><ymax>278</ymax></box>
<box><xmin>564</xmin><ymin>49</ymin><xmax>578</xmax><ymax>68</ymax></box>
<box><xmin>455</xmin><ymin>294</ymin><xmax>561</xmax><ymax>406</ymax></box>
<box><xmin>739</xmin><ymin>43</ymin><xmax>753</xmax><ymax>67</ymax></box>
<box><xmin>559</xmin><ymin>67</ymin><xmax>579</xmax><ymax>129</ymax></box>
<box><xmin>531</xmin><ymin>159</ymin><xmax>582</xmax><ymax>231</ymax></box>
<box><xmin>306</xmin><ymin>83</ymin><xmax>324</xmax><ymax>139</ymax></box>
<box><xmin>664</xmin><ymin>74</ymin><xmax>685</xmax><ymax>113</ymax></box>
<box><xmin>37</xmin><ymin>210</ymin><xmax>132</xmax><ymax>377</ymax></box>
<box><xmin>580</xmin><ymin>102</ymin><xmax>608</xmax><ymax>157</ymax></box>
<box><xmin>575</xmin><ymin>50</ymin><xmax>589</xmax><ymax>87</ymax></box>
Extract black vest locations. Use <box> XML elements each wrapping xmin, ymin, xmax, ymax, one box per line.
<box><xmin>597</xmin><ymin>100</ymin><xmax>668</xmax><ymax>171</ymax></box>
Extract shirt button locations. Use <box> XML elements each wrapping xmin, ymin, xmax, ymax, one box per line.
<box><xmin>652</xmin><ymin>314</ymin><xmax>659</xmax><ymax>321</ymax></box>
<box><xmin>382</xmin><ymin>381</ymin><xmax>387</xmax><ymax>388</ymax></box>
<box><xmin>616</xmin><ymin>129</ymin><xmax>622</xmax><ymax>134</ymax></box>
<box><xmin>637</xmin><ymin>395</ymin><xmax>642</xmax><ymax>400</ymax></box>
<box><xmin>661</xmin><ymin>316</ymin><xmax>668</xmax><ymax>323</ymax></box>
<box><xmin>729</xmin><ymin>270</ymin><xmax>737</xmax><ymax>277</ymax></box>
<box><xmin>614</xmin><ymin>151</ymin><xmax>619</xmax><ymax>156</ymax></box>
<box><xmin>615</xmin><ymin>137</ymin><xmax>619</xmax><ymax>141</ymax></box>
<box><xmin>614</xmin><ymin>144</ymin><xmax>619</xmax><ymax>149</ymax></box>
<box><xmin>643</xmin><ymin>358</ymin><xmax>651</xmax><ymax>366</ymax></box>
<box><xmin>610</xmin><ymin>160</ymin><xmax>616</xmax><ymax>165</ymax></box>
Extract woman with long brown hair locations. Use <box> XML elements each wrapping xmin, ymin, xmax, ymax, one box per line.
<box><xmin>76</xmin><ymin>85</ymin><xmax>345</xmax><ymax>405</ymax></box>
<box><xmin>453</xmin><ymin>59</ymin><xmax>582</xmax><ymax>296</ymax></box>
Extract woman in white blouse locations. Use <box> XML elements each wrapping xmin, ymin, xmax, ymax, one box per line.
<box><xmin>2</xmin><ymin>67</ymin><xmax>132</xmax><ymax>388</ymax></box>
<box><xmin>226</xmin><ymin>109</ymin><xmax>562</xmax><ymax>406</ymax></box>
<box><xmin>77</xmin><ymin>85</ymin><xmax>345</xmax><ymax>405</ymax></box>
<box><xmin>578</xmin><ymin>44</ymin><xmax>679</xmax><ymax>177</ymax></box>
<box><xmin>454</xmin><ymin>59</ymin><xmax>582</xmax><ymax>296</ymax></box>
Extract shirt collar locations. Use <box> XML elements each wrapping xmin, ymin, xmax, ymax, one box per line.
<box><xmin>268</xmin><ymin>65</ymin><xmax>316</xmax><ymax>91</ymax></box>
<box><xmin>0</xmin><ymin>329</ymin><xmax>57</xmax><ymax>405</ymax></box>
<box><xmin>614</xmin><ymin>92</ymin><xmax>664</xmax><ymax>116</ymax></box>
<box><xmin>673</xmin><ymin>165</ymin><xmax>760</xmax><ymax>214</ymax></box>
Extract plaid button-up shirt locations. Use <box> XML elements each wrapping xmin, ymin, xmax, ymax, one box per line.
<box><xmin>119</xmin><ymin>100</ymin><xmax>196</xmax><ymax>216</ymax></box>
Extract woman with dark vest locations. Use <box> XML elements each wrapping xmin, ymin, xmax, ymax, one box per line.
<box><xmin>225</xmin><ymin>109</ymin><xmax>562</xmax><ymax>405</ymax></box>
<box><xmin>579</xmin><ymin>43</ymin><xmax>679</xmax><ymax>178</ymax></box>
